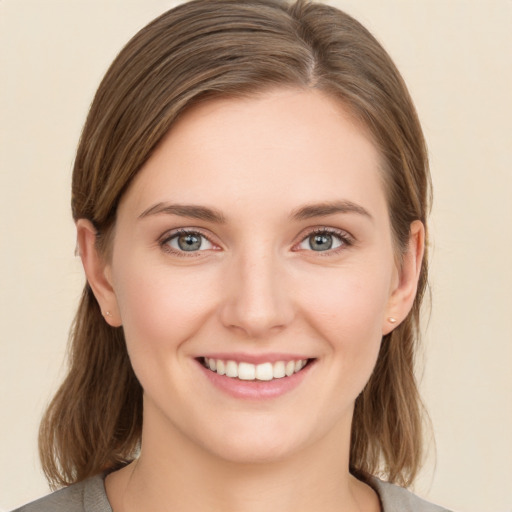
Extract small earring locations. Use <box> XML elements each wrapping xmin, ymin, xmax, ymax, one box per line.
<box><xmin>104</xmin><ymin>311</ymin><xmax>112</xmax><ymax>317</ymax></box>
<box><xmin>388</xmin><ymin>317</ymin><xmax>397</xmax><ymax>324</ymax></box>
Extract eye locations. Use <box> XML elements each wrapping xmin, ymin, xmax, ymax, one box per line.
<box><xmin>297</xmin><ymin>228</ymin><xmax>351</xmax><ymax>252</ymax></box>
<box><xmin>163</xmin><ymin>230</ymin><xmax>215</xmax><ymax>253</ymax></box>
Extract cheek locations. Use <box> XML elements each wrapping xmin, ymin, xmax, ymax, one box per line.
<box><xmin>299</xmin><ymin>261</ymin><xmax>392</xmax><ymax>338</ymax></box>
<box><xmin>112</xmin><ymin>258</ymin><xmax>219</xmax><ymax>357</ymax></box>
<box><xmin>296</xmin><ymin>261</ymin><xmax>392</xmax><ymax>386</ymax></box>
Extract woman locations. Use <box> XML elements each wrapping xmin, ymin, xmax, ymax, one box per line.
<box><xmin>14</xmin><ymin>0</ymin><xmax>450</xmax><ymax>510</ymax></box>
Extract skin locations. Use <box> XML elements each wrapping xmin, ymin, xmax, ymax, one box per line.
<box><xmin>78</xmin><ymin>88</ymin><xmax>424</xmax><ymax>512</ymax></box>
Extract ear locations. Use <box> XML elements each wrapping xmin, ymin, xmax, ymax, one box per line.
<box><xmin>76</xmin><ymin>219</ymin><xmax>122</xmax><ymax>327</ymax></box>
<box><xmin>382</xmin><ymin>220</ymin><xmax>425</xmax><ymax>335</ymax></box>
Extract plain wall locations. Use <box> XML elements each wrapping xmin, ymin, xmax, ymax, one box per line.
<box><xmin>1</xmin><ymin>1</ymin><xmax>511</xmax><ymax>511</ymax></box>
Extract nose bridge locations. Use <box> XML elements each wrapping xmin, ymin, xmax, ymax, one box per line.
<box><xmin>220</xmin><ymin>242</ymin><xmax>293</xmax><ymax>338</ymax></box>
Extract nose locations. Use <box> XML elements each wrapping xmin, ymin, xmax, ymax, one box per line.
<box><xmin>219</xmin><ymin>248</ymin><xmax>295</xmax><ymax>339</ymax></box>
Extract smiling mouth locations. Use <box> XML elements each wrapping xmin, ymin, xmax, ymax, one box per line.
<box><xmin>201</xmin><ymin>357</ymin><xmax>311</xmax><ymax>381</ymax></box>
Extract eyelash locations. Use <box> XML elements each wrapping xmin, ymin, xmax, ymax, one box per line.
<box><xmin>299</xmin><ymin>227</ymin><xmax>354</xmax><ymax>256</ymax></box>
<box><xmin>159</xmin><ymin>227</ymin><xmax>354</xmax><ymax>258</ymax></box>
<box><xmin>159</xmin><ymin>228</ymin><xmax>216</xmax><ymax>258</ymax></box>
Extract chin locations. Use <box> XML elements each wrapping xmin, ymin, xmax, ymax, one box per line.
<box><xmin>185</xmin><ymin>411</ymin><xmax>311</xmax><ymax>466</ymax></box>
<box><xmin>203</xmin><ymin>434</ymin><xmax>300</xmax><ymax>466</ymax></box>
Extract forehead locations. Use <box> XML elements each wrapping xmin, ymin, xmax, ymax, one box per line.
<box><xmin>119</xmin><ymin>88</ymin><xmax>387</xmax><ymax>222</ymax></box>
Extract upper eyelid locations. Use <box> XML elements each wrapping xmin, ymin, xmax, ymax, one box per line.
<box><xmin>307</xmin><ymin>226</ymin><xmax>350</xmax><ymax>236</ymax></box>
<box><xmin>160</xmin><ymin>227</ymin><xmax>216</xmax><ymax>244</ymax></box>
<box><xmin>159</xmin><ymin>228</ymin><xmax>219</xmax><ymax>256</ymax></box>
<box><xmin>289</xmin><ymin>229</ymin><xmax>354</xmax><ymax>261</ymax></box>
<box><xmin>297</xmin><ymin>226</ymin><xmax>353</xmax><ymax>242</ymax></box>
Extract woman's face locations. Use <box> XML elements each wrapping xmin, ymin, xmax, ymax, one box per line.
<box><xmin>93</xmin><ymin>88</ymin><xmax>417</xmax><ymax>464</ymax></box>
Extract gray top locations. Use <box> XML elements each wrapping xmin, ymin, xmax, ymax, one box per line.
<box><xmin>12</xmin><ymin>473</ymin><xmax>452</xmax><ymax>512</ymax></box>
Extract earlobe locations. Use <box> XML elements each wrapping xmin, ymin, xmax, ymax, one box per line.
<box><xmin>382</xmin><ymin>220</ymin><xmax>425</xmax><ymax>335</ymax></box>
<box><xmin>76</xmin><ymin>219</ymin><xmax>122</xmax><ymax>327</ymax></box>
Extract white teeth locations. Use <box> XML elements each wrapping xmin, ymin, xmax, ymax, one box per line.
<box><xmin>225</xmin><ymin>360</ymin><xmax>238</xmax><ymax>378</ymax></box>
<box><xmin>203</xmin><ymin>358</ymin><xmax>309</xmax><ymax>381</ymax></box>
<box><xmin>238</xmin><ymin>362</ymin><xmax>256</xmax><ymax>380</ymax></box>
<box><xmin>273</xmin><ymin>361</ymin><xmax>286</xmax><ymax>379</ymax></box>
<box><xmin>255</xmin><ymin>362</ymin><xmax>273</xmax><ymax>381</ymax></box>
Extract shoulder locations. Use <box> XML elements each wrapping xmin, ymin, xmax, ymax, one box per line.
<box><xmin>369</xmin><ymin>477</ymin><xmax>453</xmax><ymax>512</ymax></box>
<box><xmin>11</xmin><ymin>474</ymin><xmax>111</xmax><ymax>512</ymax></box>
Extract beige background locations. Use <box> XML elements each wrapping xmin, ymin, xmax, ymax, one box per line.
<box><xmin>1</xmin><ymin>1</ymin><xmax>511</xmax><ymax>511</ymax></box>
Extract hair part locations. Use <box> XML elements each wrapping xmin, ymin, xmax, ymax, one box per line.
<box><xmin>40</xmin><ymin>0</ymin><xmax>430</xmax><ymax>489</ymax></box>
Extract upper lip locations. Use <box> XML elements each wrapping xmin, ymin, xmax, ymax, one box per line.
<box><xmin>197</xmin><ymin>353</ymin><xmax>313</xmax><ymax>364</ymax></box>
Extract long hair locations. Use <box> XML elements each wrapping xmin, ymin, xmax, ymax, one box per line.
<box><xmin>39</xmin><ymin>0</ymin><xmax>430</xmax><ymax>489</ymax></box>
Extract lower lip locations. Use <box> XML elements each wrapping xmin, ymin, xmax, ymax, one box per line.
<box><xmin>197</xmin><ymin>359</ymin><xmax>314</xmax><ymax>400</ymax></box>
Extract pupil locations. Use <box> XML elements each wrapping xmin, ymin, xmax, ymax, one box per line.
<box><xmin>178</xmin><ymin>233</ymin><xmax>201</xmax><ymax>251</ymax></box>
<box><xmin>310</xmin><ymin>234</ymin><xmax>332</xmax><ymax>251</ymax></box>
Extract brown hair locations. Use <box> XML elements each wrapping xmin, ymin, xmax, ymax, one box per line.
<box><xmin>39</xmin><ymin>0</ymin><xmax>430</xmax><ymax>489</ymax></box>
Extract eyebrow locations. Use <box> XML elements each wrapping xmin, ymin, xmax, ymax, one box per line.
<box><xmin>138</xmin><ymin>200</ymin><xmax>372</xmax><ymax>223</ymax></box>
<box><xmin>290</xmin><ymin>200</ymin><xmax>373</xmax><ymax>222</ymax></box>
<box><xmin>138</xmin><ymin>203</ymin><xmax>226</xmax><ymax>223</ymax></box>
